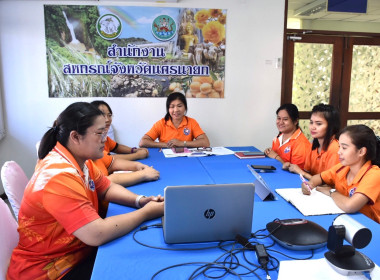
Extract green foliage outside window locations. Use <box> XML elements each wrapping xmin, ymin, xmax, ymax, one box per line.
<box><xmin>349</xmin><ymin>45</ymin><xmax>380</xmax><ymax>113</ymax></box>
<box><xmin>292</xmin><ymin>43</ymin><xmax>332</xmax><ymax>111</ymax></box>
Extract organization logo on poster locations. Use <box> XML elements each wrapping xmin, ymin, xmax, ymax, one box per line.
<box><xmin>151</xmin><ymin>15</ymin><xmax>177</xmax><ymax>41</ymax></box>
<box><xmin>96</xmin><ymin>14</ymin><xmax>122</xmax><ymax>40</ymax></box>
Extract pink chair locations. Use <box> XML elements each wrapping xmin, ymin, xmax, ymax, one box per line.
<box><xmin>1</xmin><ymin>161</ymin><xmax>28</xmax><ymax>220</ymax></box>
<box><xmin>0</xmin><ymin>198</ymin><xmax>19</xmax><ymax>279</ymax></box>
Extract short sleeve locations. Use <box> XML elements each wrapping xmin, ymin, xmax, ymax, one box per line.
<box><xmin>321</xmin><ymin>163</ymin><xmax>341</xmax><ymax>186</ymax></box>
<box><xmin>355</xmin><ymin>169</ymin><xmax>380</xmax><ymax>204</ymax></box>
<box><xmin>105</xmin><ymin>137</ymin><xmax>118</xmax><ymax>153</ymax></box>
<box><xmin>290</xmin><ymin>140</ymin><xmax>310</xmax><ymax>170</ymax></box>
<box><xmin>190</xmin><ymin>118</ymin><xmax>205</xmax><ymax>139</ymax></box>
<box><xmin>145</xmin><ymin>119</ymin><xmax>163</xmax><ymax>141</ymax></box>
<box><xmin>43</xmin><ymin>173</ymin><xmax>102</xmax><ymax>234</ymax></box>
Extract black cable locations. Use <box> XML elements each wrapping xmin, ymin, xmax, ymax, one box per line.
<box><xmin>133</xmin><ymin>224</ymin><xmax>235</xmax><ymax>251</ymax></box>
<box><xmin>134</xmin><ymin>221</ymin><xmax>317</xmax><ymax>279</ymax></box>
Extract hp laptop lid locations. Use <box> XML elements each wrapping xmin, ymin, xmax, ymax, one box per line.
<box><xmin>247</xmin><ymin>165</ymin><xmax>277</xmax><ymax>201</ymax></box>
<box><xmin>162</xmin><ymin>183</ymin><xmax>255</xmax><ymax>244</ymax></box>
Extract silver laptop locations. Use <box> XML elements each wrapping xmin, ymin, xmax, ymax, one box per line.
<box><xmin>162</xmin><ymin>183</ymin><xmax>255</xmax><ymax>244</ymax></box>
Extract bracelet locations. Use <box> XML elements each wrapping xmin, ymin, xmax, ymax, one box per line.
<box><xmin>135</xmin><ymin>195</ymin><xmax>146</xmax><ymax>208</ymax></box>
<box><xmin>131</xmin><ymin>147</ymin><xmax>137</xmax><ymax>153</ymax></box>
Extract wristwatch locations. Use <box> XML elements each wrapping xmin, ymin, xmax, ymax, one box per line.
<box><xmin>329</xmin><ymin>189</ymin><xmax>337</xmax><ymax>196</ymax></box>
<box><xmin>135</xmin><ymin>195</ymin><xmax>146</xmax><ymax>208</ymax></box>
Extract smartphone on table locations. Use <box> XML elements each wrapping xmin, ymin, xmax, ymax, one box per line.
<box><xmin>251</xmin><ymin>165</ymin><xmax>276</xmax><ymax>171</ymax></box>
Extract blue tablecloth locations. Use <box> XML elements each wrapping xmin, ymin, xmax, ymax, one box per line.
<box><xmin>91</xmin><ymin>147</ymin><xmax>379</xmax><ymax>280</ymax></box>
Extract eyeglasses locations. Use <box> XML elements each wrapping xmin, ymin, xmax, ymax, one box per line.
<box><xmin>93</xmin><ymin>130</ymin><xmax>108</xmax><ymax>142</ymax></box>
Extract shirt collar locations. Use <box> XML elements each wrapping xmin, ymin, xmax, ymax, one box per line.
<box><xmin>279</xmin><ymin>128</ymin><xmax>302</xmax><ymax>146</ymax></box>
<box><xmin>167</xmin><ymin>117</ymin><xmax>188</xmax><ymax>129</ymax></box>
<box><xmin>54</xmin><ymin>141</ymin><xmax>86</xmax><ymax>178</ymax></box>
<box><xmin>352</xmin><ymin>160</ymin><xmax>372</xmax><ymax>185</ymax></box>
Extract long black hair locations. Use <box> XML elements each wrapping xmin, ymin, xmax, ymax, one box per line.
<box><xmin>311</xmin><ymin>104</ymin><xmax>340</xmax><ymax>151</ymax></box>
<box><xmin>91</xmin><ymin>100</ymin><xmax>113</xmax><ymax>115</ymax></box>
<box><xmin>338</xmin><ymin>124</ymin><xmax>380</xmax><ymax>167</ymax></box>
<box><xmin>165</xmin><ymin>92</ymin><xmax>188</xmax><ymax>122</ymax></box>
<box><xmin>38</xmin><ymin>102</ymin><xmax>103</xmax><ymax>159</ymax></box>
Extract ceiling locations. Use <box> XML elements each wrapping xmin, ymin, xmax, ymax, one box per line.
<box><xmin>288</xmin><ymin>0</ymin><xmax>380</xmax><ymax>22</ymax></box>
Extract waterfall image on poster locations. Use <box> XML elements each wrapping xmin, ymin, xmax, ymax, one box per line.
<box><xmin>44</xmin><ymin>5</ymin><xmax>226</xmax><ymax>98</ymax></box>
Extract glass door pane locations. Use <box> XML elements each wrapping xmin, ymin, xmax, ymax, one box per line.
<box><xmin>349</xmin><ymin>45</ymin><xmax>380</xmax><ymax>112</ymax></box>
<box><xmin>291</xmin><ymin>42</ymin><xmax>333</xmax><ymax>111</ymax></box>
<box><xmin>347</xmin><ymin>120</ymin><xmax>380</xmax><ymax>135</ymax></box>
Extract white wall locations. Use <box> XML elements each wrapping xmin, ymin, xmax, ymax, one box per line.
<box><xmin>0</xmin><ymin>0</ymin><xmax>285</xmax><ymax>191</ymax></box>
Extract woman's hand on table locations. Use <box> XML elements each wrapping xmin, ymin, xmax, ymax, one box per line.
<box><xmin>167</xmin><ymin>138</ymin><xmax>184</xmax><ymax>148</ymax></box>
<box><xmin>140</xmin><ymin>166</ymin><xmax>160</xmax><ymax>181</ymax></box>
<box><xmin>264</xmin><ymin>148</ymin><xmax>278</xmax><ymax>159</ymax></box>
<box><xmin>134</xmin><ymin>148</ymin><xmax>149</xmax><ymax>159</ymax></box>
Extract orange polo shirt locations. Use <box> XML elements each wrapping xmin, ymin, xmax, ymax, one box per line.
<box><xmin>304</xmin><ymin>139</ymin><xmax>340</xmax><ymax>175</ymax></box>
<box><xmin>93</xmin><ymin>151</ymin><xmax>114</xmax><ymax>176</ymax></box>
<box><xmin>7</xmin><ymin>142</ymin><xmax>111</xmax><ymax>280</ymax></box>
<box><xmin>272</xmin><ymin>128</ymin><xmax>311</xmax><ymax>169</ymax></box>
<box><xmin>104</xmin><ymin>136</ymin><xmax>117</xmax><ymax>153</ymax></box>
<box><xmin>145</xmin><ymin>116</ymin><xmax>205</xmax><ymax>143</ymax></box>
<box><xmin>321</xmin><ymin>161</ymin><xmax>380</xmax><ymax>223</ymax></box>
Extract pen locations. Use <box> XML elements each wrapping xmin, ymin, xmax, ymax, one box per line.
<box><xmin>299</xmin><ymin>174</ymin><xmax>312</xmax><ymax>192</ymax></box>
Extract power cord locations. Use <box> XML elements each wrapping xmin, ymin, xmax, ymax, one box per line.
<box><xmin>132</xmin><ymin>220</ymin><xmax>316</xmax><ymax>279</ymax></box>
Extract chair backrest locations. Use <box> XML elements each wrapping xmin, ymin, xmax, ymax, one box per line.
<box><xmin>0</xmin><ymin>198</ymin><xmax>19</xmax><ymax>279</ymax></box>
<box><xmin>1</xmin><ymin>161</ymin><xmax>28</xmax><ymax>220</ymax></box>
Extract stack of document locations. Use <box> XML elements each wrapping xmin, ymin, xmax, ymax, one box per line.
<box><xmin>162</xmin><ymin>147</ymin><xmax>235</xmax><ymax>158</ymax></box>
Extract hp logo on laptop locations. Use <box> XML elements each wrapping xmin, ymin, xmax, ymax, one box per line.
<box><xmin>204</xmin><ymin>209</ymin><xmax>216</xmax><ymax>219</ymax></box>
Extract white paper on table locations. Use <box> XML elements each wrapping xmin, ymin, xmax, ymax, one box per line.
<box><xmin>162</xmin><ymin>147</ymin><xmax>235</xmax><ymax>158</ymax></box>
<box><xmin>278</xmin><ymin>258</ymin><xmax>379</xmax><ymax>280</ymax></box>
<box><xmin>275</xmin><ymin>188</ymin><xmax>345</xmax><ymax>216</ymax></box>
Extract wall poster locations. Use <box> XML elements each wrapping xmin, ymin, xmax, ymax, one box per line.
<box><xmin>44</xmin><ymin>5</ymin><xmax>227</xmax><ymax>98</ymax></box>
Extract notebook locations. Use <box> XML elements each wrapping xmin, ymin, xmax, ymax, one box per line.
<box><xmin>275</xmin><ymin>188</ymin><xmax>345</xmax><ymax>216</ymax></box>
<box><xmin>162</xmin><ymin>183</ymin><xmax>255</xmax><ymax>244</ymax></box>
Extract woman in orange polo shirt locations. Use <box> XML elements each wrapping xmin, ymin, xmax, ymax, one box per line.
<box><xmin>139</xmin><ymin>92</ymin><xmax>210</xmax><ymax>148</ymax></box>
<box><xmin>264</xmin><ymin>103</ymin><xmax>311</xmax><ymax>169</ymax></box>
<box><xmin>91</xmin><ymin>100</ymin><xmax>149</xmax><ymax>160</ymax></box>
<box><xmin>7</xmin><ymin>102</ymin><xmax>164</xmax><ymax>280</ymax></box>
<box><xmin>283</xmin><ymin>104</ymin><xmax>340</xmax><ymax>179</ymax></box>
<box><xmin>302</xmin><ymin>125</ymin><xmax>380</xmax><ymax>223</ymax></box>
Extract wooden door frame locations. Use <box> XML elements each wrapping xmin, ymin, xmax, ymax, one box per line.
<box><xmin>281</xmin><ymin>29</ymin><xmax>380</xmax><ymax>127</ymax></box>
<box><xmin>340</xmin><ymin>36</ymin><xmax>380</xmax><ymax>126</ymax></box>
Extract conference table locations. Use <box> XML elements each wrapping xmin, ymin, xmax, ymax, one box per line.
<box><xmin>91</xmin><ymin>147</ymin><xmax>379</xmax><ymax>280</ymax></box>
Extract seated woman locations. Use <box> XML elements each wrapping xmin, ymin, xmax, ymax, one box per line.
<box><xmin>91</xmin><ymin>100</ymin><xmax>149</xmax><ymax>160</ymax></box>
<box><xmin>264</xmin><ymin>103</ymin><xmax>311</xmax><ymax>169</ymax></box>
<box><xmin>283</xmin><ymin>104</ymin><xmax>340</xmax><ymax>179</ymax></box>
<box><xmin>302</xmin><ymin>125</ymin><xmax>380</xmax><ymax>223</ymax></box>
<box><xmin>7</xmin><ymin>102</ymin><xmax>164</xmax><ymax>280</ymax></box>
<box><xmin>139</xmin><ymin>92</ymin><xmax>210</xmax><ymax>148</ymax></box>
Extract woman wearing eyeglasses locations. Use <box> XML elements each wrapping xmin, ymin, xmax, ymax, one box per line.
<box><xmin>91</xmin><ymin>100</ymin><xmax>149</xmax><ymax>160</ymax></box>
<box><xmin>7</xmin><ymin>102</ymin><xmax>164</xmax><ymax>280</ymax></box>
